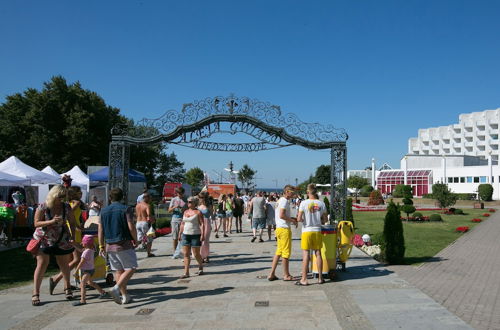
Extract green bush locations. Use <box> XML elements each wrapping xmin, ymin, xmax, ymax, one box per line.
<box><xmin>454</xmin><ymin>209</ymin><xmax>464</xmax><ymax>215</ymax></box>
<box><xmin>323</xmin><ymin>196</ymin><xmax>330</xmax><ymax>215</ymax></box>
<box><xmin>360</xmin><ymin>185</ymin><xmax>374</xmax><ymax>197</ymax></box>
<box><xmin>422</xmin><ymin>193</ymin><xmax>433</xmax><ymax>199</ymax></box>
<box><xmin>478</xmin><ymin>184</ymin><xmax>494</xmax><ymax>201</ymax></box>
<box><xmin>383</xmin><ymin>201</ymin><xmax>405</xmax><ymax>264</ymax></box>
<box><xmin>371</xmin><ymin>232</ymin><xmax>385</xmax><ymax>246</ymax></box>
<box><xmin>346</xmin><ymin>198</ymin><xmax>354</xmax><ymax>225</ymax></box>
<box><xmin>456</xmin><ymin>193</ymin><xmax>475</xmax><ymax>200</ymax></box>
<box><xmin>432</xmin><ymin>183</ymin><xmax>457</xmax><ymax>208</ymax></box>
<box><xmin>401</xmin><ymin>204</ymin><xmax>416</xmax><ymax>219</ymax></box>
<box><xmin>392</xmin><ymin>184</ymin><xmax>405</xmax><ymax>198</ymax></box>
<box><xmin>156</xmin><ymin>218</ymin><xmax>171</xmax><ymax>229</ymax></box>
<box><xmin>412</xmin><ymin>212</ymin><xmax>423</xmax><ymax>219</ymax></box>
<box><xmin>429</xmin><ymin>214</ymin><xmax>442</xmax><ymax>221</ymax></box>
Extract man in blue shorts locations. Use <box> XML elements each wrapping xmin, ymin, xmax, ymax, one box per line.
<box><xmin>249</xmin><ymin>191</ymin><xmax>266</xmax><ymax>242</ymax></box>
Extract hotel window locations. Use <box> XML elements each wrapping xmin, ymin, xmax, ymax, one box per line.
<box><xmin>474</xmin><ymin>177</ymin><xmax>480</xmax><ymax>183</ymax></box>
<box><xmin>448</xmin><ymin>177</ymin><xmax>453</xmax><ymax>183</ymax></box>
<box><xmin>467</xmin><ymin>177</ymin><xmax>473</xmax><ymax>183</ymax></box>
<box><xmin>453</xmin><ymin>177</ymin><xmax>459</xmax><ymax>183</ymax></box>
<box><xmin>480</xmin><ymin>176</ymin><xmax>487</xmax><ymax>183</ymax></box>
<box><xmin>492</xmin><ymin>177</ymin><xmax>495</xmax><ymax>183</ymax></box>
<box><xmin>460</xmin><ymin>177</ymin><xmax>465</xmax><ymax>183</ymax></box>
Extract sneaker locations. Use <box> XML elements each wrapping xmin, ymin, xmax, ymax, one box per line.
<box><xmin>259</xmin><ymin>238</ymin><xmax>264</xmax><ymax>243</ymax></box>
<box><xmin>251</xmin><ymin>237</ymin><xmax>257</xmax><ymax>243</ymax></box>
<box><xmin>121</xmin><ymin>294</ymin><xmax>133</xmax><ymax>305</ymax></box>
<box><xmin>109</xmin><ymin>285</ymin><xmax>122</xmax><ymax>305</ymax></box>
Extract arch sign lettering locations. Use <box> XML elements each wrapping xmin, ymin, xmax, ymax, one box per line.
<box><xmin>109</xmin><ymin>95</ymin><xmax>348</xmax><ymax>222</ymax></box>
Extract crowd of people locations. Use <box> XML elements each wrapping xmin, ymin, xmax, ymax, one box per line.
<box><xmin>30</xmin><ymin>182</ymin><xmax>329</xmax><ymax>307</ymax></box>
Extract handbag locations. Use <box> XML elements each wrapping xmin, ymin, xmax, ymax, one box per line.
<box><xmin>26</xmin><ymin>238</ymin><xmax>41</xmax><ymax>255</ymax></box>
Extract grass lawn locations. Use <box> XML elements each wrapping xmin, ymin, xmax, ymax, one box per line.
<box><xmin>353</xmin><ymin>208</ymin><xmax>493</xmax><ymax>265</ymax></box>
<box><xmin>0</xmin><ymin>247</ymin><xmax>59</xmax><ymax>291</ymax></box>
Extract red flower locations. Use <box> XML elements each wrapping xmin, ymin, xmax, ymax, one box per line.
<box><xmin>488</xmin><ymin>209</ymin><xmax>496</xmax><ymax>213</ymax></box>
<box><xmin>483</xmin><ymin>213</ymin><xmax>490</xmax><ymax>217</ymax></box>
<box><xmin>455</xmin><ymin>226</ymin><xmax>469</xmax><ymax>233</ymax></box>
<box><xmin>471</xmin><ymin>218</ymin><xmax>482</xmax><ymax>223</ymax></box>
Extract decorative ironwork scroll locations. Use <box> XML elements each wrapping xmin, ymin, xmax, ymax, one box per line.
<box><xmin>109</xmin><ymin>95</ymin><xmax>348</xmax><ymax>220</ymax></box>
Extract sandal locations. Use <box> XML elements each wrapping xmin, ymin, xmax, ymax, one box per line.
<box><xmin>283</xmin><ymin>276</ymin><xmax>294</xmax><ymax>281</ymax></box>
<box><xmin>267</xmin><ymin>275</ymin><xmax>279</xmax><ymax>281</ymax></box>
<box><xmin>49</xmin><ymin>277</ymin><xmax>56</xmax><ymax>295</ymax></box>
<box><xmin>64</xmin><ymin>288</ymin><xmax>73</xmax><ymax>300</ymax></box>
<box><xmin>196</xmin><ymin>269</ymin><xmax>204</xmax><ymax>275</ymax></box>
<box><xmin>32</xmin><ymin>294</ymin><xmax>41</xmax><ymax>306</ymax></box>
<box><xmin>318</xmin><ymin>279</ymin><xmax>326</xmax><ymax>284</ymax></box>
<box><xmin>179</xmin><ymin>274</ymin><xmax>190</xmax><ymax>279</ymax></box>
<box><xmin>294</xmin><ymin>281</ymin><xmax>308</xmax><ymax>286</ymax></box>
<box><xmin>72</xmin><ymin>301</ymin><xmax>86</xmax><ymax>306</ymax></box>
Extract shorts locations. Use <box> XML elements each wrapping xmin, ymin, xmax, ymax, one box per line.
<box><xmin>136</xmin><ymin>221</ymin><xmax>152</xmax><ymax>243</ymax></box>
<box><xmin>225</xmin><ymin>211</ymin><xmax>233</xmax><ymax>217</ymax></box>
<box><xmin>107</xmin><ymin>248</ymin><xmax>138</xmax><ymax>271</ymax></box>
<box><xmin>171</xmin><ymin>219</ymin><xmax>182</xmax><ymax>240</ymax></box>
<box><xmin>252</xmin><ymin>217</ymin><xmax>266</xmax><ymax>230</ymax></box>
<box><xmin>81</xmin><ymin>269</ymin><xmax>95</xmax><ymax>276</ymax></box>
<box><xmin>266</xmin><ymin>216</ymin><xmax>276</xmax><ymax>226</ymax></box>
<box><xmin>182</xmin><ymin>234</ymin><xmax>201</xmax><ymax>247</ymax></box>
<box><xmin>41</xmin><ymin>245</ymin><xmax>75</xmax><ymax>256</ymax></box>
<box><xmin>301</xmin><ymin>231</ymin><xmax>323</xmax><ymax>250</ymax></box>
<box><xmin>233</xmin><ymin>210</ymin><xmax>243</xmax><ymax>217</ymax></box>
<box><xmin>275</xmin><ymin>227</ymin><xmax>292</xmax><ymax>259</ymax></box>
<box><xmin>216</xmin><ymin>212</ymin><xmax>226</xmax><ymax>218</ymax></box>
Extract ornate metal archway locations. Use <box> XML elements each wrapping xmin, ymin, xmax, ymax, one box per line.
<box><xmin>109</xmin><ymin>95</ymin><xmax>348</xmax><ymax>222</ymax></box>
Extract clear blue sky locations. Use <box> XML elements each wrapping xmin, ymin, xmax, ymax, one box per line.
<box><xmin>1</xmin><ymin>1</ymin><xmax>499</xmax><ymax>187</ymax></box>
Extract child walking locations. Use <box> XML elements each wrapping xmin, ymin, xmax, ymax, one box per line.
<box><xmin>73</xmin><ymin>235</ymin><xmax>108</xmax><ymax>306</ymax></box>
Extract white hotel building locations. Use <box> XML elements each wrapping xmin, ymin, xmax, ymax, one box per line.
<box><xmin>353</xmin><ymin>108</ymin><xmax>500</xmax><ymax>199</ymax></box>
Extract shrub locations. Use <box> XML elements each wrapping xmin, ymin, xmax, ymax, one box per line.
<box><xmin>454</xmin><ymin>209</ymin><xmax>464</xmax><ymax>215</ymax></box>
<box><xmin>422</xmin><ymin>193</ymin><xmax>433</xmax><ymax>199</ymax></box>
<box><xmin>478</xmin><ymin>184</ymin><xmax>494</xmax><ymax>202</ymax></box>
<box><xmin>488</xmin><ymin>208</ymin><xmax>496</xmax><ymax>213</ymax></box>
<box><xmin>346</xmin><ymin>198</ymin><xmax>354</xmax><ymax>226</ymax></box>
<box><xmin>432</xmin><ymin>183</ymin><xmax>457</xmax><ymax>209</ymax></box>
<box><xmin>429</xmin><ymin>214</ymin><xmax>442</xmax><ymax>221</ymax></box>
<box><xmin>456</xmin><ymin>193</ymin><xmax>476</xmax><ymax>200</ymax></box>
<box><xmin>323</xmin><ymin>196</ymin><xmax>330</xmax><ymax>215</ymax></box>
<box><xmin>368</xmin><ymin>190</ymin><xmax>384</xmax><ymax>205</ymax></box>
<box><xmin>401</xmin><ymin>185</ymin><xmax>413</xmax><ymax>205</ymax></box>
<box><xmin>482</xmin><ymin>213</ymin><xmax>490</xmax><ymax>217</ymax></box>
<box><xmin>412</xmin><ymin>212</ymin><xmax>423</xmax><ymax>219</ymax></box>
<box><xmin>371</xmin><ymin>232</ymin><xmax>385</xmax><ymax>246</ymax></box>
<box><xmin>360</xmin><ymin>185</ymin><xmax>374</xmax><ymax>197</ymax></box>
<box><xmin>382</xmin><ymin>201</ymin><xmax>405</xmax><ymax>264</ymax></box>
<box><xmin>156</xmin><ymin>218</ymin><xmax>171</xmax><ymax>229</ymax></box>
<box><xmin>471</xmin><ymin>218</ymin><xmax>482</xmax><ymax>223</ymax></box>
<box><xmin>392</xmin><ymin>184</ymin><xmax>405</xmax><ymax>198</ymax></box>
<box><xmin>401</xmin><ymin>204</ymin><xmax>416</xmax><ymax>219</ymax></box>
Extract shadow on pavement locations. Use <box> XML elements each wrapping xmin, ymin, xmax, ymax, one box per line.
<box><xmin>403</xmin><ymin>256</ymin><xmax>446</xmax><ymax>265</ymax></box>
<box><xmin>128</xmin><ymin>274</ymin><xmax>179</xmax><ymax>286</ymax></box>
<box><xmin>335</xmin><ymin>263</ymin><xmax>393</xmax><ymax>281</ymax></box>
<box><xmin>125</xmin><ymin>286</ymin><xmax>234</xmax><ymax>309</ymax></box>
<box><xmin>207</xmin><ymin>267</ymin><xmax>269</xmax><ymax>275</ymax></box>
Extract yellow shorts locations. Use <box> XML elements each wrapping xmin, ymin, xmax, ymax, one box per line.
<box><xmin>275</xmin><ymin>227</ymin><xmax>292</xmax><ymax>259</ymax></box>
<box><xmin>301</xmin><ymin>231</ymin><xmax>322</xmax><ymax>250</ymax></box>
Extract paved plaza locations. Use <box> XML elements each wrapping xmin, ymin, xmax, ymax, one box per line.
<box><xmin>0</xmin><ymin>218</ymin><xmax>475</xmax><ymax>330</ymax></box>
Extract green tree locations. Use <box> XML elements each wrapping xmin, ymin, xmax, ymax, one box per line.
<box><xmin>400</xmin><ymin>185</ymin><xmax>416</xmax><ymax>219</ymax></box>
<box><xmin>0</xmin><ymin>76</ymin><xmax>127</xmax><ymax>172</ymax></box>
<box><xmin>360</xmin><ymin>185</ymin><xmax>374</xmax><ymax>197</ymax></box>
<box><xmin>392</xmin><ymin>184</ymin><xmax>405</xmax><ymax>198</ymax></box>
<box><xmin>347</xmin><ymin>175</ymin><xmax>369</xmax><ymax>202</ymax></box>
<box><xmin>346</xmin><ymin>197</ymin><xmax>354</xmax><ymax>226</ymax></box>
<box><xmin>314</xmin><ymin>165</ymin><xmax>330</xmax><ymax>184</ymax></box>
<box><xmin>383</xmin><ymin>201</ymin><xmax>405</xmax><ymax>264</ymax></box>
<box><xmin>432</xmin><ymin>183</ymin><xmax>457</xmax><ymax>209</ymax></box>
<box><xmin>185</xmin><ymin>167</ymin><xmax>205</xmax><ymax>189</ymax></box>
<box><xmin>368</xmin><ymin>190</ymin><xmax>384</xmax><ymax>205</ymax></box>
<box><xmin>237</xmin><ymin>164</ymin><xmax>256</xmax><ymax>189</ymax></box>
<box><xmin>478</xmin><ymin>184</ymin><xmax>494</xmax><ymax>201</ymax></box>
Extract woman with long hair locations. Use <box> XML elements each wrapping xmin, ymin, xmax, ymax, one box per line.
<box><xmin>215</xmin><ymin>194</ymin><xmax>227</xmax><ymax>239</ymax></box>
<box><xmin>49</xmin><ymin>186</ymin><xmax>84</xmax><ymax>294</ymax></box>
<box><xmin>32</xmin><ymin>185</ymin><xmax>76</xmax><ymax>306</ymax></box>
<box><xmin>198</xmin><ymin>191</ymin><xmax>212</xmax><ymax>263</ymax></box>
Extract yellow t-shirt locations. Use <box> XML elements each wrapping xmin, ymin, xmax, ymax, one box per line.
<box><xmin>69</xmin><ymin>201</ymin><xmax>82</xmax><ymax>243</ymax></box>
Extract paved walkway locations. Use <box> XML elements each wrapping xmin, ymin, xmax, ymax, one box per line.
<box><xmin>1</xmin><ymin>218</ymin><xmax>470</xmax><ymax>330</ymax></box>
<box><xmin>391</xmin><ymin>210</ymin><xmax>500</xmax><ymax>330</ymax></box>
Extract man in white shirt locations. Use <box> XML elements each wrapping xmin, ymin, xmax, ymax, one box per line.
<box><xmin>267</xmin><ymin>185</ymin><xmax>297</xmax><ymax>282</ymax></box>
<box><xmin>296</xmin><ymin>184</ymin><xmax>328</xmax><ymax>285</ymax></box>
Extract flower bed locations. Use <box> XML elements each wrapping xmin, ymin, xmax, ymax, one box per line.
<box><xmin>488</xmin><ymin>208</ymin><xmax>496</xmax><ymax>213</ymax></box>
<box><xmin>360</xmin><ymin>244</ymin><xmax>381</xmax><ymax>258</ymax></box>
<box><xmin>353</xmin><ymin>234</ymin><xmax>364</xmax><ymax>247</ymax></box>
<box><xmin>482</xmin><ymin>213</ymin><xmax>490</xmax><ymax>217</ymax></box>
<box><xmin>455</xmin><ymin>226</ymin><xmax>469</xmax><ymax>233</ymax></box>
<box><xmin>471</xmin><ymin>218</ymin><xmax>482</xmax><ymax>223</ymax></box>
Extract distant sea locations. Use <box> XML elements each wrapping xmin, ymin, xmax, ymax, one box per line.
<box><xmin>256</xmin><ymin>187</ymin><xmax>283</xmax><ymax>193</ymax></box>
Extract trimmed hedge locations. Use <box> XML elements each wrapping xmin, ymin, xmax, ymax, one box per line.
<box><xmin>429</xmin><ymin>214</ymin><xmax>442</xmax><ymax>221</ymax></box>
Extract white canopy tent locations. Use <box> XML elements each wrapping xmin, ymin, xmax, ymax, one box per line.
<box><xmin>62</xmin><ymin>166</ymin><xmax>89</xmax><ymax>201</ymax></box>
<box><xmin>0</xmin><ymin>171</ymin><xmax>31</xmax><ymax>186</ymax></box>
<box><xmin>41</xmin><ymin>166</ymin><xmax>60</xmax><ymax>177</ymax></box>
<box><xmin>0</xmin><ymin>156</ymin><xmax>60</xmax><ymax>184</ymax></box>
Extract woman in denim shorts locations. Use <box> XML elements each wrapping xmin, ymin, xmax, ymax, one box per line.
<box><xmin>179</xmin><ymin>197</ymin><xmax>205</xmax><ymax>278</ymax></box>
